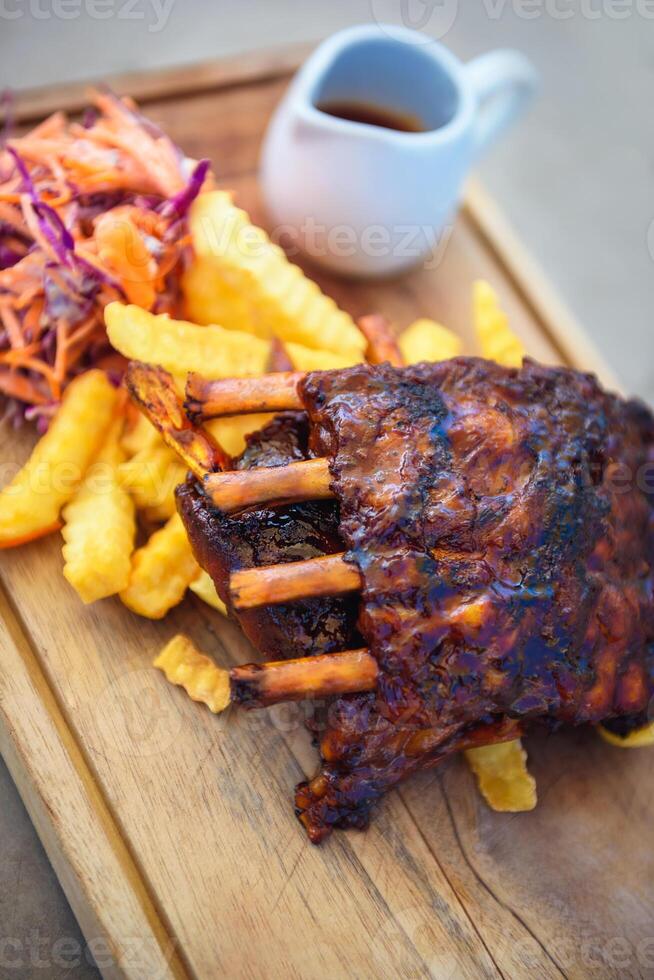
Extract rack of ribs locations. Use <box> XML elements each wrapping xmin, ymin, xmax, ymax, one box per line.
<box><xmin>176</xmin><ymin>411</ymin><xmax>360</xmax><ymax>662</ymax></box>
<box><xmin>128</xmin><ymin>357</ymin><xmax>654</xmax><ymax>842</ymax></box>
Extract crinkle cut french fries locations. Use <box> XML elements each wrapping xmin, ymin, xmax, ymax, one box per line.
<box><xmin>183</xmin><ymin>190</ymin><xmax>366</xmax><ymax>358</ymax></box>
<box><xmin>182</xmin><ymin>258</ymin><xmax>259</xmax><ymax>336</ymax></box>
<box><xmin>206</xmin><ymin>414</ymin><xmax>273</xmax><ymax>458</ymax></box>
<box><xmin>598</xmin><ymin>721</ymin><xmax>654</xmax><ymax>748</ymax></box>
<box><xmin>465</xmin><ymin>741</ymin><xmax>537</xmax><ymax>812</ymax></box>
<box><xmin>474</xmin><ymin>279</ymin><xmax>526</xmax><ymax>367</ymax></box>
<box><xmin>155</xmin><ymin>634</ymin><xmax>230</xmax><ymax>713</ymax></box>
<box><xmin>105</xmin><ymin>303</ymin><xmax>361</xmax><ymax>383</ymax></box>
<box><xmin>399</xmin><ymin>318</ymin><xmax>463</xmax><ymax>365</ymax></box>
<box><xmin>286</xmin><ymin>342</ymin><xmax>361</xmax><ymax>372</ymax></box>
<box><xmin>121</xmin><ymin>405</ymin><xmax>163</xmax><ymax>457</ymax></box>
<box><xmin>62</xmin><ymin>417</ymin><xmax>136</xmax><ymax>604</ymax></box>
<box><xmin>118</xmin><ymin>445</ymin><xmax>186</xmax><ymax>523</ymax></box>
<box><xmin>0</xmin><ymin>370</ymin><xmax>118</xmax><ymax>548</ymax></box>
<box><xmin>189</xmin><ymin>570</ymin><xmax>227</xmax><ymax>615</ymax></box>
<box><xmin>106</xmin><ymin>303</ymin><xmax>270</xmax><ymax>380</ymax></box>
<box><xmin>120</xmin><ymin>513</ymin><xmax>200</xmax><ymax>619</ymax></box>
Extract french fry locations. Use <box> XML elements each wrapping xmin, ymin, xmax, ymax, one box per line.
<box><xmin>62</xmin><ymin>417</ymin><xmax>136</xmax><ymax>603</ymax></box>
<box><xmin>106</xmin><ymin>303</ymin><xmax>270</xmax><ymax>380</ymax></box>
<box><xmin>0</xmin><ymin>370</ymin><xmax>118</xmax><ymax>548</ymax></box>
<box><xmin>120</xmin><ymin>513</ymin><xmax>199</xmax><ymax>619</ymax></box>
<box><xmin>118</xmin><ymin>445</ymin><xmax>186</xmax><ymax>522</ymax></box>
<box><xmin>205</xmin><ymin>415</ymin><xmax>273</xmax><ymax>457</ymax></box>
<box><xmin>154</xmin><ymin>634</ymin><xmax>230</xmax><ymax>713</ymax></box>
<box><xmin>473</xmin><ymin>280</ymin><xmax>526</xmax><ymax>368</ymax></box>
<box><xmin>465</xmin><ymin>740</ymin><xmax>537</xmax><ymax>812</ymax></box>
<box><xmin>598</xmin><ymin>721</ymin><xmax>654</xmax><ymax>748</ymax></box>
<box><xmin>182</xmin><ymin>256</ymin><xmax>253</xmax><ymax>334</ymax></box>
<box><xmin>286</xmin><ymin>343</ymin><xmax>361</xmax><ymax>372</ymax></box>
<box><xmin>121</xmin><ymin>407</ymin><xmax>162</xmax><ymax>457</ymax></box>
<box><xmin>189</xmin><ymin>569</ymin><xmax>228</xmax><ymax>615</ymax></box>
<box><xmin>399</xmin><ymin>318</ymin><xmax>463</xmax><ymax>364</ymax></box>
<box><xmin>185</xmin><ymin>191</ymin><xmax>365</xmax><ymax>357</ymax></box>
<box><xmin>105</xmin><ymin>304</ymin><xmax>360</xmax><ymax>384</ymax></box>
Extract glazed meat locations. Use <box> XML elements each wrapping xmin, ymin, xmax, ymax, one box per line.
<box><xmin>174</xmin><ymin>356</ymin><xmax>654</xmax><ymax>842</ymax></box>
<box><xmin>177</xmin><ymin>412</ymin><xmax>359</xmax><ymax>661</ymax></box>
<box><xmin>293</xmin><ymin>359</ymin><xmax>654</xmax><ymax>840</ymax></box>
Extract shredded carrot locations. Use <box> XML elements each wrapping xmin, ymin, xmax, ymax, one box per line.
<box><xmin>21</xmin><ymin>297</ymin><xmax>43</xmax><ymax>337</ymax></box>
<box><xmin>54</xmin><ymin>320</ymin><xmax>68</xmax><ymax>382</ymax></box>
<box><xmin>94</xmin><ymin>212</ymin><xmax>157</xmax><ymax>309</ymax></box>
<box><xmin>0</xmin><ymin>342</ymin><xmax>39</xmax><ymax>363</ymax></box>
<box><xmin>0</xmin><ymin>370</ymin><xmax>49</xmax><ymax>405</ymax></box>
<box><xmin>0</xmin><ymin>302</ymin><xmax>25</xmax><ymax>347</ymax></box>
<box><xmin>0</xmin><ymin>89</ymin><xmax>212</xmax><ymax>421</ymax></box>
<box><xmin>61</xmin><ymin>314</ymin><xmax>101</xmax><ymax>371</ymax></box>
<box><xmin>18</xmin><ymin>355</ymin><xmax>60</xmax><ymax>385</ymax></box>
<box><xmin>15</xmin><ymin>287</ymin><xmax>41</xmax><ymax>312</ymax></box>
<box><xmin>28</xmin><ymin>111</ymin><xmax>66</xmax><ymax>139</ymax></box>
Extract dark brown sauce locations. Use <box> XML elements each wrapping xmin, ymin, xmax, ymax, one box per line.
<box><xmin>316</xmin><ymin>100</ymin><xmax>424</xmax><ymax>133</ymax></box>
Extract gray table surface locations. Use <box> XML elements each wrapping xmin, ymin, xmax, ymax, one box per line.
<box><xmin>0</xmin><ymin>4</ymin><xmax>652</xmax><ymax>975</ymax></box>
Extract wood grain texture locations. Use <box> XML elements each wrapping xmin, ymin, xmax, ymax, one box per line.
<box><xmin>0</xmin><ymin>585</ymin><xmax>187</xmax><ymax>980</ymax></box>
<box><xmin>1</xmin><ymin>49</ymin><xmax>651</xmax><ymax>980</ymax></box>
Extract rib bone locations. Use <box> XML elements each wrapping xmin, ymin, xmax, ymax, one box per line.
<box><xmin>230</xmin><ymin>552</ymin><xmax>362</xmax><ymax>609</ymax></box>
<box><xmin>204</xmin><ymin>457</ymin><xmax>333</xmax><ymax>512</ymax></box>
<box><xmin>185</xmin><ymin>371</ymin><xmax>304</xmax><ymax>420</ymax></box>
<box><xmin>231</xmin><ymin>648</ymin><xmax>377</xmax><ymax>707</ymax></box>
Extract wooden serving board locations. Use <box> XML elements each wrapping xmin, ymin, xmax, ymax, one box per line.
<box><xmin>1</xmin><ymin>48</ymin><xmax>651</xmax><ymax>980</ymax></box>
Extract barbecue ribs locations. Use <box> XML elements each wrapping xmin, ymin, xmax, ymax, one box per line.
<box><xmin>177</xmin><ymin>359</ymin><xmax>654</xmax><ymax>842</ymax></box>
<box><xmin>178</xmin><ymin>411</ymin><xmax>359</xmax><ymax>661</ymax></box>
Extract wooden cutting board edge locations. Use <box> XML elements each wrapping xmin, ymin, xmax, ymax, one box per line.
<box><xmin>0</xmin><ymin>46</ymin><xmax>620</xmax><ymax>980</ymax></box>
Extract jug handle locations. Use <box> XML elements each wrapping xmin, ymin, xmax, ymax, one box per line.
<box><xmin>465</xmin><ymin>49</ymin><xmax>538</xmax><ymax>158</ymax></box>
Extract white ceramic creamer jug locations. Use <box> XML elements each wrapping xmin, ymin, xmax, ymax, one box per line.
<box><xmin>261</xmin><ymin>24</ymin><xmax>537</xmax><ymax>278</ymax></box>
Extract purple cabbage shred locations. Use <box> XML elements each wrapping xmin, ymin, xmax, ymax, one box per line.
<box><xmin>160</xmin><ymin>158</ymin><xmax>210</xmax><ymax>222</ymax></box>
